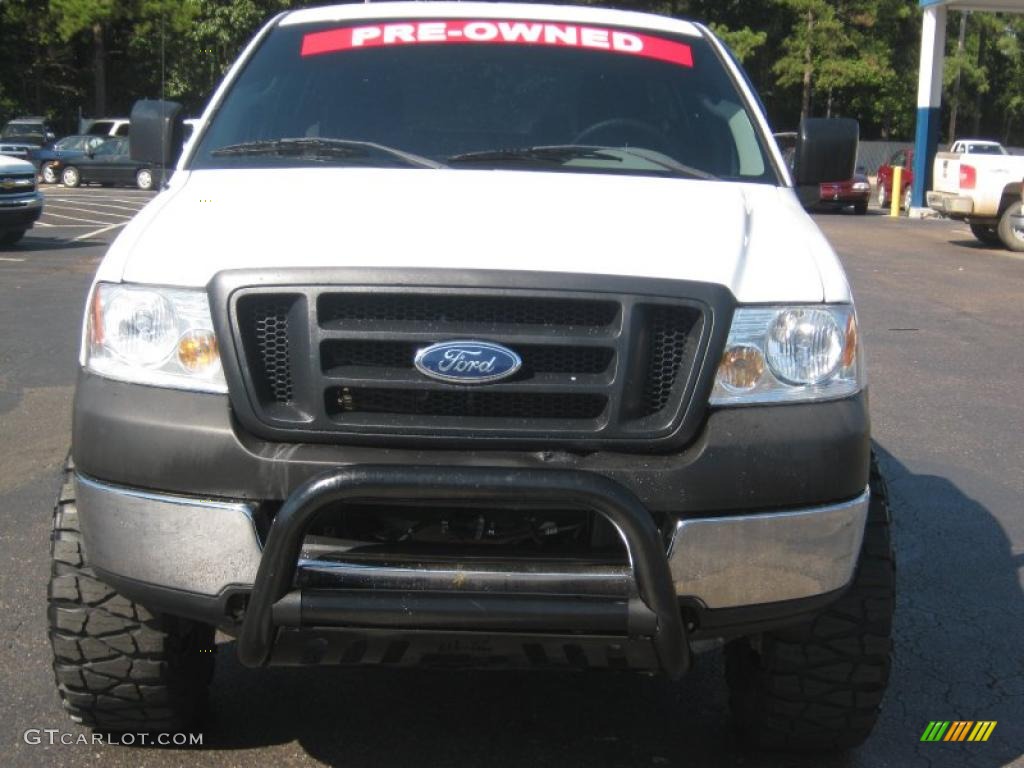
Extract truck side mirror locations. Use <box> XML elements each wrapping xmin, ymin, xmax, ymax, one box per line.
<box><xmin>130</xmin><ymin>99</ymin><xmax>184</xmax><ymax>168</ymax></box>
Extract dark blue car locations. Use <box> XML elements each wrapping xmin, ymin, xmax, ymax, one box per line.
<box><xmin>30</xmin><ymin>134</ymin><xmax>108</xmax><ymax>184</ymax></box>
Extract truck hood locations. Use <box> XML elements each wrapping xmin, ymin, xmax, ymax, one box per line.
<box><xmin>104</xmin><ymin>168</ymin><xmax>849</xmax><ymax>303</ymax></box>
<box><xmin>0</xmin><ymin>154</ymin><xmax>36</xmax><ymax>173</ymax></box>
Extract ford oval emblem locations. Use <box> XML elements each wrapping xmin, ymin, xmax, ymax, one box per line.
<box><xmin>414</xmin><ymin>340</ymin><xmax>522</xmax><ymax>384</ymax></box>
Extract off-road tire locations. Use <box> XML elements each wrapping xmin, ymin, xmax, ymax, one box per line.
<box><xmin>970</xmin><ymin>221</ymin><xmax>1002</xmax><ymax>247</ymax></box>
<box><xmin>48</xmin><ymin>459</ymin><xmax>215</xmax><ymax>731</ymax></box>
<box><xmin>725</xmin><ymin>454</ymin><xmax>894</xmax><ymax>751</ymax></box>
<box><xmin>996</xmin><ymin>201</ymin><xmax>1024</xmax><ymax>252</ymax></box>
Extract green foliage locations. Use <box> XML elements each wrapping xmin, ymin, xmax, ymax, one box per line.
<box><xmin>709</xmin><ymin>23</ymin><xmax>767</xmax><ymax>63</ymax></box>
<box><xmin>3</xmin><ymin>0</ymin><xmax>1024</xmax><ymax>143</ymax></box>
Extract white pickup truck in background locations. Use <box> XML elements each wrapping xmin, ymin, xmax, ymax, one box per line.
<box><xmin>948</xmin><ymin>138</ymin><xmax>1007</xmax><ymax>156</ymax></box>
<box><xmin>927</xmin><ymin>143</ymin><xmax>1024</xmax><ymax>251</ymax></box>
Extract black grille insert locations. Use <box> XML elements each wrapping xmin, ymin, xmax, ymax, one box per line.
<box><xmin>318</xmin><ymin>294</ymin><xmax>619</xmax><ymax>329</ymax></box>
<box><xmin>329</xmin><ymin>388</ymin><xmax>608</xmax><ymax>420</ymax></box>
<box><xmin>238</xmin><ymin>295</ymin><xmax>298</xmax><ymax>405</ymax></box>
<box><xmin>639</xmin><ymin>306</ymin><xmax>699</xmax><ymax>417</ymax></box>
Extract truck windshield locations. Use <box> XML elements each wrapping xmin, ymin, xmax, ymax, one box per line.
<box><xmin>1</xmin><ymin>123</ymin><xmax>44</xmax><ymax>141</ymax></box>
<box><xmin>191</xmin><ymin>18</ymin><xmax>777</xmax><ymax>182</ymax></box>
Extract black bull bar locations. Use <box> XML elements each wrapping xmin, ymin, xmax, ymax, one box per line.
<box><xmin>237</xmin><ymin>466</ymin><xmax>690</xmax><ymax>678</ymax></box>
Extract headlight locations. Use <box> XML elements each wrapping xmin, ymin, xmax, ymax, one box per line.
<box><xmin>710</xmin><ymin>305</ymin><xmax>862</xmax><ymax>405</ymax></box>
<box><xmin>84</xmin><ymin>282</ymin><xmax>227</xmax><ymax>393</ymax></box>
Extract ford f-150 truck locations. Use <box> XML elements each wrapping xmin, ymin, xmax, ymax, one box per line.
<box><xmin>49</xmin><ymin>2</ymin><xmax>893</xmax><ymax>752</ymax></box>
<box><xmin>0</xmin><ymin>153</ymin><xmax>43</xmax><ymax>245</ymax></box>
<box><xmin>927</xmin><ymin>145</ymin><xmax>1024</xmax><ymax>251</ymax></box>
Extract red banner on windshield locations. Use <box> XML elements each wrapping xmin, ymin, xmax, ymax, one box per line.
<box><xmin>301</xmin><ymin>20</ymin><xmax>694</xmax><ymax>68</ymax></box>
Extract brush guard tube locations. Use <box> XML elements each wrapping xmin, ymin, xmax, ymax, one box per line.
<box><xmin>236</xmin><ymin>466</ymin><xmax>689</xmax><ymax>678</ymax></box>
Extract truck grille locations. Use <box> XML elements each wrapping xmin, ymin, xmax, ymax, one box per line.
<box><xmin>330</xmin><ymin>388</ymin><xmax>609</xmax><ymax>420</ymax></box>
<box><xmin>0</xmin><ymin>172</ymin><xmax>36</xmax><ymax>197</ymax></box>
<box><xmin>226</xmin><ymin>284</ymin><xmax>712</xmax><ymax>449</ymax></box>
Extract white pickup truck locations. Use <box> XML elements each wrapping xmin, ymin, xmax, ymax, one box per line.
<box><xmin>927</xmin><ymin>143</ymin><xmax>1024</xmax><ymax>251</ymax></box>
<box><xmin>48</xmin><ymin>1</ymin><xmax>893</xmax><ymax>753</ymax></box>
<box><xmin>948</xmin><ymin>138</ymin><xmax>1006</xmax><ymax>155</ymax></box>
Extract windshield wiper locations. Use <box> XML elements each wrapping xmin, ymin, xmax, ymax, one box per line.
<box><xmin>446</xmin><ymin>144</ymin><xmax>716</xmax><ymax>180</ymax></box>
<box><xmin>611</xmin><ymin>147</ymin><xmax>718</xmax><ymax>180</ymax></box>
<box><xmin>211</xmin><ymin>137</ymin><xmax>444</xmax><ymax>169</ymax></box>
<box><xmin>447</xmin><ymin>145</ymin><xmax>619</xmax><ymax>165</ymax></box>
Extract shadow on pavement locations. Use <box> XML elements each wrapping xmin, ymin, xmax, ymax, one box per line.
<box><xmin>872</xmin><ymin>446</ymin><xmax>1023</xmax><ymax>768</ymax></box>
<box><xmin>946</xmin><ymin>238</ymin><xmax>1009</xmax><ymax>254</ymax></box>
<box><xmin>158</xmin><ymin>446</ymin><xmax>1024</xmax><ymax>768</ymax></box>
<box><xmin>3</xmin><ymin>236</ymin><xmax>102</xmax><ymax>252</ymax></box>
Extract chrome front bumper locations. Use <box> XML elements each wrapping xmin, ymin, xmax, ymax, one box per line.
<box><xmin>75</xmin><ymin>474</ymin><xmax>868</xmax><ymax>611</ymax></box>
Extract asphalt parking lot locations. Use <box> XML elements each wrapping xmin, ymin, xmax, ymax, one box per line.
<box><xmin>1</xmin><ymin>190</ymin><xmax>1022</xmax><ymax>768</ymax></box>
<box><xmin>16</xmin><ymin>185</ymin><xmax>155</xmax><ymax>246</ymax></box>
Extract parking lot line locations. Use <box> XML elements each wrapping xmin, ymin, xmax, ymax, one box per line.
<box><xmin>45</xmin><ymin>192</ymin><xmax>148</xmax><ymax>201</ymax></box>
<box><xmin>47</xmin><ymin>204</ymin><xmax>134</xmax><ymax>219</ymax></box>
<box><xmin>45</xmin><ymin>204</ymin><xmax>134</xmax><ymax>219</ymax></box>
<box><xmin>71</xmin><ymin>222</ymin><xmax>126</xmax><ymax>242</ymax></box>
<box><xmin>40</xmin><ymin>211</ymin><xmax>111</xmax><ymax>225</ymax></box>
<box><xmin>47</xmin><ymin>200</ymin><xmax>145</xmax><ymax>213</ymax></box>
<box><xmin>34</xmin><ymin>223</ymin><xmax>107</xmax><ymax>228</ymax></box>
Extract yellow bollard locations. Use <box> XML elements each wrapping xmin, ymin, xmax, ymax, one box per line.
<box><xmin>890</xmin><ymin>166</ymin><xmax>903</xmax><ymax>217</ymax></box>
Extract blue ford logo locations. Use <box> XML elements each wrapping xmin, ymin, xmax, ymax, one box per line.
<box><xmin>414</xmin><ymin>340</ymin><xmax>522</xmax><ymax>384</ymax></box>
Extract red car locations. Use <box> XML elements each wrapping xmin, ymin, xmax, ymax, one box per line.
<box><xmin>817</xmin><ymin>173</ymin><xmax>871</xmax><ymax>215</ymax></box>
<box><xmin>876</xmin><ymin>148</ymin><xmax>913</xmax><ymax>211</ymax></box>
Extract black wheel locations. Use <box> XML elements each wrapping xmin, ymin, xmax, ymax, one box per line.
<box><xmin>996</xmin><ymin>201</ymin><xmax>1024</xmax><ymax>252</ymax></box>
<box><xmin>0</xmin><ymin>229</ymin><xmax>26</xmax><ymax>246</ymax></box>
<box><xmin>61</xmin><ymin>166</ymin><xmax>81</xmax><ymax>188</ymax></box>
<box><xmin>853</xmin><ymin>201</ymin><xmax>868</xmax><ymax>216</ymax></box>
<box><xmin>970</xmin><ymin>221</ymin><xmax>1002</xmax><ymax>247</ymax></box>
<box><xmin>48</xmin><ymin>459</ymin><xmax>215</xmax><ymax>731</ymax></box>
<box><xmin>725</xmin><ymin>454</ymin><xmax>894</xmax><ymax>751</ymax></box>
<box><xmin>876</xmin><ymin>184</ymin><xmax>888</xmax><ymax>209</ymax></box>
<box><xmin>42</xmin><ymin>162</ymin><xmax>58</xmax><ymax>184</ymax></box>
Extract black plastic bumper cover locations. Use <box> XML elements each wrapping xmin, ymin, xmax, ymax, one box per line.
<box><xmin>72</xmin><ymin>371</ymin><xmax>870</xmax><ymax>515</ymax></box>
<box><xmin>236</xmin><ymin>465</ymin><xmax>690</xmax><ymax>678</ymax></box>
